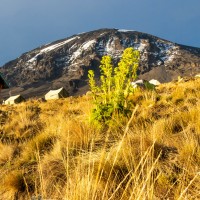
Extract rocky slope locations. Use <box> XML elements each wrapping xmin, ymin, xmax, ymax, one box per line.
<box><xmin>1</xmin><ymin>28</ymin><xmax>200</xmax><ymax>99</ymax></box>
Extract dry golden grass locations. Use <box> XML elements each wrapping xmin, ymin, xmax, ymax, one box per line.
<box><xmin>0</xmin><ymin>78</ymin><xmax>200</xmax><ymax>199</ymax></box>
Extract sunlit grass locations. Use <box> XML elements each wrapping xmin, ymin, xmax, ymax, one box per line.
<box><xmin>0</xmin><ymin>78</ymin><xmax>200</xmax><ymax>199</ymax></box>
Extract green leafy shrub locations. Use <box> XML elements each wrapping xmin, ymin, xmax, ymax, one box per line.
<box><xmin>88</xmin><ymin>47</ymin><xmax>140</xmax><ymax>122</ymax></box>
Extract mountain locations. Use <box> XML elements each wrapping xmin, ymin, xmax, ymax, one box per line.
<box><xmin>1</xmin><ymin>28</ymin><xmax>200</xmax><ymax>99</ymax></box>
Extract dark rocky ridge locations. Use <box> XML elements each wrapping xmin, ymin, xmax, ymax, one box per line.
<box><xmin>1</xmin><ymin>28</ymin><xmax>200</xmax><ymax>99</ymax></box>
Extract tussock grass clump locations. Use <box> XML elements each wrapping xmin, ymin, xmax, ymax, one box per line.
<box><xmin>0</xmin><ymin>103</ymin><xmax>42</xmax><ymax>143</ymax></box>
<box><xmin>1</xmin><ymin>170</ymin><xmax>35</xmax><ymax>200</ymax></box>
<box><xmin>0</xmin><ymin>143</ymin><xmax>15</xmax><ymax>165</ymax></box>
<box><xmin>0</xmin><ymin>78</ymin><xmax>200</xmax><ymax>199</ymax></box>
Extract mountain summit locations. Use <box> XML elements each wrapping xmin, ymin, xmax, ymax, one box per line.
<box><xmin>1</xmin><ymin>28</ymin><xmax>200</xmax><ymax>98</ymax></box>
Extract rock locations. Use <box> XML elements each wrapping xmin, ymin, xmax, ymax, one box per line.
<box><xmin>149</xmin><ymin>79</ymin><xmax>161</xmax><ymax>86</ymax></box>
<box><xmin>0</xmin><ymin>28</ymin><xmax>200</xmax><ymax>99</ymax></box>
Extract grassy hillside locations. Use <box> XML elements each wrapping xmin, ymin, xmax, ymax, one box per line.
<box><xmin>0</xmin><ymin>78</ymin><xmax>200</xmax><ymax>199</ymax></box>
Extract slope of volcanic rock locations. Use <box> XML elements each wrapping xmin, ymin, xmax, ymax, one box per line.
<box><xmin>1</xmin><ymin>28</ymin><xmax>200</xmax><ymax>99</ymax></box>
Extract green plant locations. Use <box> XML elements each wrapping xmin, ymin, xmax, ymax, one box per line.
<box><xmin>88</xmin><ymin>47</ymin><xmax>140</xmax><ymax>122</ymax></box>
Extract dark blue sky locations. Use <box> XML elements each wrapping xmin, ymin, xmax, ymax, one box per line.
<box><xmin>1</xmin><ymin>0</ymin><xmax>200</xmax><ymax>66</ymax></box>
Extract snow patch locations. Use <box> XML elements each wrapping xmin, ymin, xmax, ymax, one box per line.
<box><xmin>40</xmin><ymin>37</ymin><xmax>78</xmax><ymax>53</ymax></box>
<box><xmin>69</xmin><ymin>39</ymin><xmax>96</xmax><ymax>62</ymax></box>
<box><xmin>28</xmin><ymin>36</ymin><xmax>79</xmax><ymax>63</ymax></box>
<box><xmin>154</xmin><ymin>41</ymin><xmax>179</xmax><ymax>63</ymax></box>
<box><xmin>104</xmin><ymin>37</ymin><xmax>123</xmax><ymax>58</ymax></box>
<box><xmin>78</xmin><ymin>32</ymin><xmax>86</xmax><ymax>35</ymax></box>
<box><xmin>99</xmin><ymin>32</ymin><xmax>106</xmax><ymax>36</ymax></box>
<box><xmin>118</xmin><ymin>29</ymin><xmax>135</xmax><ymax>32</ymax></box>
<box><xmin>134</xmin><ymin>43</ymin><xmax>147</xmax><ymax>52</ymax></box>
<box><xmin>105</xmin><ymin>38</ymin><xmax>115</xmax><ymax>53</ymax></box>
<box><xmin>82</xmin><ymin>40</ymin><xmax>96</xmax><ymax>50</ymax></box>
<box><xmin>157</xmin><ymin>60</ymin><xmax>163</xmax><ymax>66</ymax></box>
